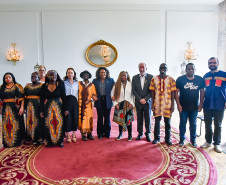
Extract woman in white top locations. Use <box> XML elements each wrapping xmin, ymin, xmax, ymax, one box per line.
<box><xmin>64</xmin><ymin>68</ymin><xmax>79</xmax><ymax>143</ymax></box>
<box><xmin>111</xmin><ymin>71</ymin><xmax>134</xmax><ymax>141</ymax></box>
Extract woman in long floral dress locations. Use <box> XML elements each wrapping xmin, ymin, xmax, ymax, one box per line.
<box><xmin>0</xmin><ymin>72</ymin><xmax>25</xmax><ymax>148</ymax></box>
<box><xmin>40</xmin><ymin>70</ymin><xmax>68</xmax><ymax>148</ymax></box>
<box><xmin>24</xmin><ymin>72</ymin><xmax>44</xmax><ymax>145</ymax></box>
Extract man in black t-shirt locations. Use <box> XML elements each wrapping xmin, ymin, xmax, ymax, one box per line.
<box><xmin>175</xmin><ymin>63</ymin><xmax>205</xmax><ymax>147</ymax></box>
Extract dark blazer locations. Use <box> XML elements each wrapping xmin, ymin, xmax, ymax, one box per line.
<box><xmin>92</xmin><ymin>78</ymin><xmax>115</xmax><ymax>109</ymax></box>
<box><xmin>132</xmin><ymin>73</ymin><xmax>153</xmax><ymax>108</ymax></box>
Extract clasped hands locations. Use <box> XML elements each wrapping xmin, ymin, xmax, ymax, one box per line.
<box><xmin>140</xmin><ymin>98</ymin><xmax>146</xmax><ymax>104</ymax></box>
<box><xmin>85</xmin><ymin>95</ymin><xmax>98</xmax><ymax>104</ymax></box>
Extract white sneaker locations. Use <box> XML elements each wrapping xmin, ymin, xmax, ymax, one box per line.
<box><xmin>200</xmin><ymin>142</ymin><xmax>212</xmax><ymax>148</ymax></box>
<box><xmin>214</xmin><ymin>145</ymin><xmax>222</xmax><ymax>153</ymax></box>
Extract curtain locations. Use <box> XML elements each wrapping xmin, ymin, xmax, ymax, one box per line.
<box><xmin>218</xmin><ymin>0</ymin><xmax>226</xmax><ymax>69</ymax></box>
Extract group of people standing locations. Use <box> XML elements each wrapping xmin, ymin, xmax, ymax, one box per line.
<box><xmin>0</xmin><ymin>57</ymin><xmax>225</xmax><ymax>153</ymax></box>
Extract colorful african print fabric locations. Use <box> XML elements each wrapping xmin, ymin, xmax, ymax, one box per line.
<box><xmin>149</xmin><ymin>75</ymin><xmax>176</xmax><ymax>118</ymax></box>
<box><xmin>78</xmin><ymin>81</ymin><xmax>96</xmax><ymax>134</ymax></box>
<box><xmin>113</xmin><ymin>100</ymin><xmax>134</xmax><ymax>132</ymax></box>
<box><xmin>0</xmin><ymin>84</ymin><xmax>25</xmax><ymax>148</ymax></box>
<box><xmin>40</xmin><ymin>82</ymin><xmax>67</xmax><ymax>145</ymax></box>
<box><xmin>24</xmin><ymin>83</ymin><xmax>43</xmax><ymax>142</ymax></box>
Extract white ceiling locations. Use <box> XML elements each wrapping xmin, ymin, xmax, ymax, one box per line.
<box><xmin>0</xmin><ymin>0</ymin><xmax>223</xmax><ymax>5</ymax></box>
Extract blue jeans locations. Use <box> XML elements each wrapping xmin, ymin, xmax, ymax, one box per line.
<box><xmin>179</xmin><ymin>111</ymin><xmax>198</xmax><ymax>142</ymax></box>
<box><xmin>204</xmin><ymin>109</ymin><xmax>224</xmax><ymax>145</ymax></box>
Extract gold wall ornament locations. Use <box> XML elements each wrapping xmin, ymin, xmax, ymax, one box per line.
<box><xmin>6</xmin><ymin>43</ymin><xmax>21</xmax><ymax>65</ymax></box>
<box><xmin>85</xmin><ymin>40</ymin><xmax>118</xmax><ymax>67</ymax></box>
<box><xmin>184</xmin><ymin>42</ymin><xmax>198</xmax><ymax>62</ymax></box>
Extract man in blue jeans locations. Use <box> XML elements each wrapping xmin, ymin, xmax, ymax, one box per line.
<box><xmin>201</xmin><ymin>57</ymin><xmax>226</xmax><ymax>153</ymax></box>
<box><xmin>176</xmin><ymin>63</ymin><xmax>205</xmax><ymax>147</ymax></box>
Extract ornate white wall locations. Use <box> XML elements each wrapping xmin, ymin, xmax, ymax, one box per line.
<box><xmin>0</xmin><ymin>5</ymin><xmax>221</xmax><ymax>86</ymax></box>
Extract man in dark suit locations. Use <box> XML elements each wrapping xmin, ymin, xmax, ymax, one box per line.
<box><xmin>132</xmin><ymin>63</ymin><xmax>153</xmax><ymax>142</ymax></box>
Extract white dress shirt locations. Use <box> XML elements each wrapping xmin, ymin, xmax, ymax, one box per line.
<box><xmin>140</xmin><ymin>73</ymin><xmax>146</xmax><ymax>90</ymax></box>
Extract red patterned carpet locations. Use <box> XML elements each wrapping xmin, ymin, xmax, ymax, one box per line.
<box><xmin>0</xmin><ymin>110</ymin><xmax>217</xmax><ymax>185</ymax></box>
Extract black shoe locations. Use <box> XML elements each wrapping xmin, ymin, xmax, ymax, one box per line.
<box><xmin>105</xmin><ymin>135</ymin><xmax>110</xmax><ymax>139</ymax></box>
<box><xmin>191</xmin><ymin>141</ymin><xmax>197</xmax><ymax>148</ymax></box>
<box><xmin>136</xmin><ymin>135</ymin><xmax>143</xmax><ymax>140</ymax></box>
<box><xmin>32</xmin><ymin>141</ymin><xmax>38</xmax><ymax>145</ymax></box>
<box><xmin>87</xmin><ymin>134</ymin><xmax>95</xmax><ymax>140</ymax></box>
<box><xmin>59</xmin><ymin>142</ymin><xmax>64</xmax><ymax>148</ymax></box>
<box><xmin>179</xmin><ymin>140</ymin><xmax>184</xmax><ymax>147</ymax></box>
<box><xmin>146</xmin><ymin>134</ymin><xmax>152</xmax><ymax>142</ymax></box>
<box><xmin>82</xmin><ymin>135</ymin><xmax>88</xmax><ymax>141</ymax></box>
<box><xmin>117</xmin><ymin>134</ymin><xmax>122</xmax><ymax>140</ymax></box>
<box><xmin>98</xmin><ymin>136</ymin><xmax>103</xmax><ymax>139</ymax></box>
<box><xmin>166</xmin><ymin>140</ymin><xmax>172</xmax><ymax>146</ymax></box>
<box><xmin>152</xmin><ymin>139</ymin><xmax>160</xmax><ymax>144</ymax></box>
<box><xmin>46</xmin><ymin>143</ymin><xmax>53</xmax><ymax>147</ymax></box>
<box><xmin>39</xmin><ymin>140</ymin><xmax>44</xmax><ymax>145</ymax></box>
<box><xmin>128</xmin><ymin>135</ymin><xmax>132</xmax><ymax>141</ymax></box>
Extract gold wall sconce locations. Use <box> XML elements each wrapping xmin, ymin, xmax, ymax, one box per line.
<box><xmin>184</xmin><ymin>42</ymin><xmax>198</xmax><ymax>62</ymax></box>
<box><xmin>6</xmin><ymin>43</ymin><xmax>21</xmax><ymax>65</ymax></box>
<box><xmin>181</xmin><ymin>42</ymin><xmax>198</xmax><ymax>75</ymax></box>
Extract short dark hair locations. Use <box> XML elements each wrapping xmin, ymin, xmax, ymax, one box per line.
<box><xmin>31</xmin><ymin>72</ymin><xmax>40</xmax><ymax>80</ymax></box>
<box><xmin>208</xmin><ymin>57</ymin><xmax>219</xmax><ymax>63</ymax></box>
<box><xmin>186</xmin><ymin>63</ymin><xmax>195</xmax><ymax>70</ymax></box>
<box><xmin>95</xmin><ymin>67</ymin><xmax>110</xmax><ymax>79</ymax></box>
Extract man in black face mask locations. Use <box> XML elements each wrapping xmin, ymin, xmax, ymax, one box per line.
<box><xmin>200</xmin><ymin>57</ymin><xmax>226</xmax><ymax>153</ymax></box>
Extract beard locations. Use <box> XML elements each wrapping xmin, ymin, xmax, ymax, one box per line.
<box><xmin>209</xmin><ymin>66</ymin><xmax>217</xmax><ymax>71</ymax></box>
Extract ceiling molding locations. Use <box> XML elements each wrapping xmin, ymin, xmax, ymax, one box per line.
<box><xmin>0</xmin><ymin>0</ymin><xmax>223</xmax><ymax>6</ymax></box>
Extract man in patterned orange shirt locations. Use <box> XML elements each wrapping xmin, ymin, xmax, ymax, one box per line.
<box><xmin>150</xmin><ymin>63</ymin><xmax>176</xmax><ymax>145</ymax></box>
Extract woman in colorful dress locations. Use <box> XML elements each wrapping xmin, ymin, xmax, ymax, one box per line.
<box><xmin>111</xmin><ymin>71</ymin><xmax>134</xmax><ymax>141</ymax></box>
<box><xmin>78</xmin><ymin>70</ymin><xmax>97</xmax><ymax>141</ymax></box>
<box><xmin>64</xmin><ymin>68</ymin><xmax>79</xmax><ymax>143</ymax></box>
<box><xmin>0</xmin><ymin>72</ymin><xmax>25</xmax><ymax>148</ymax></box>
<box><xmin>40</xmin><ymin>70</ymin><xmax>68</xmax><ymax>148</ymax></box>
<box><xmin>24</xmin><ymin>72</ymin><xmax>44</xmax><ymax>145</ymax></box>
